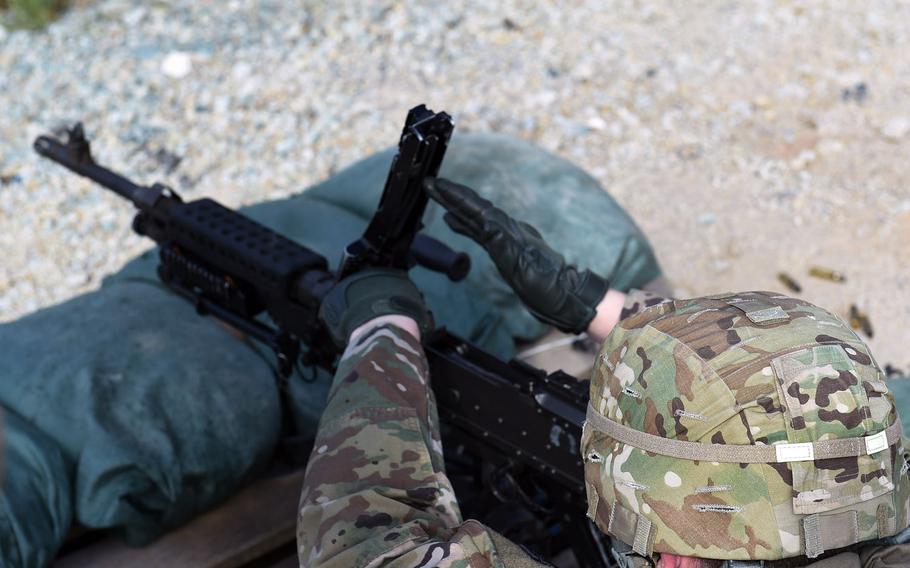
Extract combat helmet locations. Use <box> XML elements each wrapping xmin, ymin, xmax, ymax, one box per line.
<box><xmin>581</xmin><ymin>291</ymin><xmax>910</xmax><ymax>563</ymax></box>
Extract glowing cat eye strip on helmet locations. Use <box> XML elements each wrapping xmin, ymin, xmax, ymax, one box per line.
<box><xmin>585</xmin><ymin>404</ymin><xmax>902</xmax><ymax>463</ymax></box>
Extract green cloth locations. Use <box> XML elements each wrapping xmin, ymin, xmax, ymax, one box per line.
<box><xmin>887</xmin><ymin>377</ymin><xmax>910</xmax><ymax>438</ymax></box>
<box><xmin>0</xmin><ymin>133</ymin><xmax>660</xmax><ymax>566</ymax></box>
<box><xmin>0</xmin><ymin>411</ymin><xmax>72</xmax><ymax>567</ymax></box>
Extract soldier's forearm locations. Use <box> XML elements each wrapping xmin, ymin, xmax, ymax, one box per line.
<box><xmin>349</xmin><ymin>314</ymin><xmax>420</xmax><ymax>344</ymax></box>
<box><xmin>298</xmin><ymin>324</ymin><xmax>469</xmax><ymax>565</ymax></box>
<box><xmin>588</xmin><ymin>288</ymin><xmax>675</xmax><ymax>343</ymax></box>
<box><xmin>587</xmin><ymin>289</ymin><xmax>627</xmax><ymax>342</ymax></box>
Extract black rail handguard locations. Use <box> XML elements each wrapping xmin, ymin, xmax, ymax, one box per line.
<box><xmin>35</xmin><ymin>124</ymin><xmax>334</xmax><ymax>374</ymax></box>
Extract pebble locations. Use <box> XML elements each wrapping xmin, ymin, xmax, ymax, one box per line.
<box><xmin>697</xmin><ymin>212</ymin><xmax>717</xmax><ymax>226</ymax></box>
<box><xmin>790</xmin><ymin>150</ymin><xmax>816</xmax><ymax>170</ymax></box>
<box><xmin>122</xmin><ymin>7</ymin><xmax>145</xmax><ymax>27</ymax></box>
<box><xmin>881</xmin><ymin>117</ymin><xmax>910</xmax><ymax>141</ymax></box>
<box><xmin>161</xmin><ymin>51</ymin><xmax>193</xmax><ymax>79</ymax></box>
<box><xmin>675</xmin><ymin>143</ymin><xmax>703</xmax><ymax>161</ymax></box>
<box><xmin>586</xmin><ymin>116</ymin><xmax>608</xmax><ymax>131</ymax></box>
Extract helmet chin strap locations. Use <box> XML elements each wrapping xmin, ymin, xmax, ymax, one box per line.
<box><xmin>609</xmin><ymin>540</ymin><xmax>655</xmax><ymax>568</ymax></box>
<box><xmin>609</xmin><ymin>541</ymin><xmax>769</xmax><ymax>568</ymax></box>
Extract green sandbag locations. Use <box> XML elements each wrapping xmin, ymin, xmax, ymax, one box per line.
<box><xmin>886</xmin><ymin>377</ymin><xmax>910</xmax><ymax>438</ymax></box>
<box><xmin>0</xmin><ymin>133</ymin><xmax>660</xmax><ymax>566</ymax></box>
<box><xmin>0</xmin><ymin>274</ymin><xmax>284</xmax><ymax>548</ymax></box>
<box><xmin>0</xmin><ymin>411</ymin><xmax>72</xmax><ymax>567</ymax></box>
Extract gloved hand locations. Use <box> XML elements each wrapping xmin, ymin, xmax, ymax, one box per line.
<box><xmin>319</xmin><ymin>268</ymin><xmax>434</xmax><ymax>347</ymax></box>
<box><xmin>424</xmin><ymin>177</ymin><xmax>609</xmax><ymax>335</ymax></box>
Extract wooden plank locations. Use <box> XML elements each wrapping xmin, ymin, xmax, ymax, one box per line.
<box><xmin>55</xmin><ymin>470</ymin><xmax>304</xmax><ymax>568</ymax></box>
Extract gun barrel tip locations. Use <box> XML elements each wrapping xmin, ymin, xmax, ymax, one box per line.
<box><xmin>33</xmin><ymin>137</ymin><xmax>50</xmax><ymax>154</ymax></box>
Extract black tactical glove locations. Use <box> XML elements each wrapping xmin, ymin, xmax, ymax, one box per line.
<box><xmin>424</xmin><ymin>177</ymin><xmax>609</xmax><ymax>335</ymax></box>
<box><xmin>319</xmin><ymin>268</ymin><xmax>434</xmax><ymax>347</ymax></box>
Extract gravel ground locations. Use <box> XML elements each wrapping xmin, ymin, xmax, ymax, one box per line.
<box><xmin>1</xmin><ymin>0</ymin><xmax>908</xmax><ymax>372</ymax></box>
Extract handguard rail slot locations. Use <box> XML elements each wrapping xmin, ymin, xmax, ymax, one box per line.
<box><xmin>167</xmin><ymin>199</ymin><xmax>328</xmax><ymax>294</ymax></box>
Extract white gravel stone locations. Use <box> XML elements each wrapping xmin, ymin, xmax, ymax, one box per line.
<box><xmin>881</xmin><ymin>117</ymin><xmax>910</xmax><ymax>141</ymax></box>
<box><xmin>160</xmin><ymin>51</ymin><xmax>193</xmax><ymax>79</ymax></box>
<box><xmin>697</xmin><ymin>212</ymin><xmax>717</xmax><ymax>226</ymax></box>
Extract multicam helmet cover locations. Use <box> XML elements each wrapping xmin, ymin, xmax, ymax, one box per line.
<box><xmin>581</xmin><ymin>291</ymin><xmax>910</xmax><ymax>562</ymax></box>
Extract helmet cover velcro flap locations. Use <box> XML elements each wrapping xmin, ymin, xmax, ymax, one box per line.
<box><xmin>581</xmin><ymin>291</ymin><xmax>910</xmax><ymax>561</ymax></box>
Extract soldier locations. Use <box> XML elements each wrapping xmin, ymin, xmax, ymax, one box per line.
<box><xmin>297</xmin><ymin>179</ymin><xmax>910</xmax><ymax>567</ymax></box>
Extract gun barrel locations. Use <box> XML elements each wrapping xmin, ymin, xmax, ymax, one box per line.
<box><xmin>411</xmin><ymin>234</ymin><xmax>470</xmax><ymax>282</ymax></box>
<box><xmin>34</xmin><ymin>135</ymin><xmax>146</xmax><ymax>205</ymax></box>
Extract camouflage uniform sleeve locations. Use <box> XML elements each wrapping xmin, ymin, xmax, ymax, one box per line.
<box><xmin>618</xmin><ymin>288</ymin><xmax>672</xmax><ymax>321</ymax></box>
<box><xmin>297</xmin><ymin>324</ymin><xmax>508</xmax><ymax>568</ymax></box>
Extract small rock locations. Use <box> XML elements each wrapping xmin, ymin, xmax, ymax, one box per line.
<box><xmin>881</xmin><ymin>117</ymin><xmax>910</xmax><ymax>142</ymax></box>
<box><xmin>571</xmin><ymin>61</ymin><xmax>594</xmax><ymax>80</ymax></box>
<box><xmin>275</xmin><ymin>137</ymin><xmax>295</xmax><ymax>155</ymax></box>
<box><xmin>151</xmin><ymin>147</ymin><xmax>182</xmax><ymax>174</ymax></box>
<box><xmin>213</xmin><ymin>96</ymin><xmax>230</xmax><ymax>114</ymax></box>
<box><xmin>161</xmin><ymin>51</ymin><xmax>193</xmax><ymax>79</ymax></box>
<box><xmin>675</xmin><ymin>143</ymin><xmax>703</xmax><ymax>161</ymax></box>
<box><xmin>777</xmin><ymin>83</ymin><xmax>808</xmax><ymax>100</ymax></box>
<box><xmin>790</xmin><ymin>150</ymin><xmax>816</xmax><ymax>170</ymax></box>
<box><xmin>697</xmin><ymin>212</ymin><xmax>716</xmax><ymax>226</ymax></box>
<box><xmin>232</xmin><ymin>61</ymin><xmax>252</xmax><ymax>80</ymax></box>
<box><xmin>122</xmin><ymin>7</ymin><xmax>146</xmax><ymax>27</ymax></box>
<box><xmin>616</xmin><ymin>107</ymin><xmax>640</xmax><ymax>127</ymax></box>
<box><xmin>502</xmin><ymin>17</ymin><xmax>519</xmax><ymax>31</ymax></box>
<box><xmin>65</xmin><ymin>273</ymin><xmax>89</xmax><ymax>287</ymax></box>
<box><xmin>532</xmin><ymin>91</ymin><xmax>557</xmax><ymax>106</ymax></box>
<box><xmin>586</xmin><ymin>116</ymin><xmax>607</xmax><ymax>131</ymax></box>
<box><xmin>841</xmin><ymin>82</ymin><xmax>867</xmax><ymax>103</ymax></box>
<box><xmin>558</xmin><ymin>119</ymin><xmax>591</xmax><ymax>138</ymax></box>
<box><xmin>817</xmin><ymin>139</ymin><xmax>844</xmax><ymax>156</ymax></box>
<box><xmin>133</xmin><ymin>44</ymin><xmax>160</xmax><ymax>60</ymax></box>
<box><xmin>1</xmin><ymin>172</ymin><xmax>22</xmax><ymax>185</ymax></box>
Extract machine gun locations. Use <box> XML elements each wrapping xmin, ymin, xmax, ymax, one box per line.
<box><xmin>34</xmin><ymin>106</ymin><xmax>615</xmax><ymax>567</ymax></box>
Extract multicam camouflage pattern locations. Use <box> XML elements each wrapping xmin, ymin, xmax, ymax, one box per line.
<box><xmin>582</xmin><ymin>291</ymin><xmax>910</xmax><ymax>562</ymax></box>
<box><xmin>297</xmin><ymin>324</ymin><xmax>528</xmax><ymax>567</ymax></box>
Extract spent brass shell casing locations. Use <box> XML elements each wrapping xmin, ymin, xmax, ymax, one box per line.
<box><xmin>848</xmin><ymin>305</ymin><xmax>862</xmax><ymax>331</ymax></box>
<box><xmin>848</xmin><ymin>304</ymin><xmax>874</xmax><ymax>338</ymax></box>
<box><xmin>859</xmin><ymin>314</ymin><xmax>874</xmax><ymax>339</ymax></box>
<box><xmin>809</xmin><ymin>266</ymin><xmax>846</xmax><ymax>282</ymax></box>
<box><xmin>777</xmin><ymin>272</ymin><xmax>802</xmax><ymax>293</ymax></box>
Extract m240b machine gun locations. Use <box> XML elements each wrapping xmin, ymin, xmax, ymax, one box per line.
<box><xmin>34</xmin><ymin>106</ymin><xmax>615</xmax><ymax>567</ymax></box>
